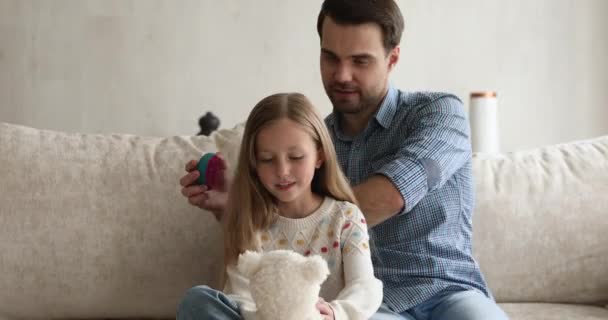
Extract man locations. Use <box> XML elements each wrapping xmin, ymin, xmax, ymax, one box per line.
<box><xmin>179</xmin><ymin>0</ymin><xmax>508</xmax><ymax>319</ymax></box>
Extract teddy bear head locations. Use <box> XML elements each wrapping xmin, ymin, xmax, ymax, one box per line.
<box><xmin>237</xmin><ymin>250</ymin><xmax>330</xmax><ymax>320</ymax></box>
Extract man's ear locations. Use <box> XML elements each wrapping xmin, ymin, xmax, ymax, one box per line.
<box><xmin>388</xmin><ymin>46</ymin><xmax>400</xmax><ymax>71</ymax></box>
<box><xmin>237</xmin><ymin>250</ymin><xmax>262</xmax><ymax>277</ymax></box>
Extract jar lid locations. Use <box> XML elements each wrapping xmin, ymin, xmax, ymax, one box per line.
<box><xmin>470</xmin><ymin>91</ymin><xmax>497</xmax><ymax>98</ymax></box>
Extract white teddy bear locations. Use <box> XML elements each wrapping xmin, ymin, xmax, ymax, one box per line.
<box><xmin>237</xmin><ymin>249</ymin><xmax>330</xmax><ymax>320</ymax></box>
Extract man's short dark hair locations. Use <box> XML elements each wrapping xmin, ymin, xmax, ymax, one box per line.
<box><xmin>317</xmin><ymin>0</ymin><xmax>404</xmax><ymax>53</ymax></box>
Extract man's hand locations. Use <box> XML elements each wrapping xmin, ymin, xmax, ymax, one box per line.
<box><xmin>179</xmin><ymin>152</ymin><xmax>230</xmax><ymax>221</ymax></box>
<box><xmin>316</xmin><ymin>298</ymin><xmax>335</xmax><ymax>320</ymax></box>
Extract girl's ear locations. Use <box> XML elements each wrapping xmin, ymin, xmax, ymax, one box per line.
<box><xmin>316</xmin><ymin>149</ymin><xmax>325</xmax><ymax>168</ymax></box>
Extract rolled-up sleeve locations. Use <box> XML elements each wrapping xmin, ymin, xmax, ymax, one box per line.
<box><xmin>376</xmin><ymin>96</ymin><xmax>471</xmax><ymax>213</ymax></box>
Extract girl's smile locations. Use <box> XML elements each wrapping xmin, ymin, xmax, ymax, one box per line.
<box><xmin>275</xmin><ymin>181</ymin><xmax>295</xmax><ymax>191</ymax></box>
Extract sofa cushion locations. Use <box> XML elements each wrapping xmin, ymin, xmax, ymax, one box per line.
<box><xmin>0</xmin><ymin>122</ymin><xmax>241</xmax><ymax>319</ymax></box>
<box><xmin>500</xmin><ymin>303</ymin><xmax>608</xmax><ymax>320</ymax></box>
<box><xmin>473</xmin><ymin>136</ymin><xmax>608</xmax><ymax>305</ymax></box>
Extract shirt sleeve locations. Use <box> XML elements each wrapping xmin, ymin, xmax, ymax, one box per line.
<box><xmin>329</xmin><ymin>204</ymin><xmax>383</xmax><ymax>320</ymax></box>
<box><xmin>376</xmin><ymin>95</ymin><xmax>472</xmax><ymax>213</ymax></box>
<box><xmin>224</xmin><ymin>264</ymin><xmax>258</xmax><ymax>320</ymax></box>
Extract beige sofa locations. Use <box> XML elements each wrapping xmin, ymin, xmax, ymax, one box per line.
<box><xmin>1</xmin><ymin>121</ymin><xmax>607</xmax><ymax>320</ymax></box>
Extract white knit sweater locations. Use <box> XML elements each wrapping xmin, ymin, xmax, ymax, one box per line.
<box><xmin>225</xmin><ymin>196</ymin><xmax>383</xmax><ymax>320</ymax></box>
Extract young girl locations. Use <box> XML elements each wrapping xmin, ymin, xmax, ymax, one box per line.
<box><xmin>177</xmin><ymin>93</ymin><xmax>382</xmax><ymax>320</ymax></box>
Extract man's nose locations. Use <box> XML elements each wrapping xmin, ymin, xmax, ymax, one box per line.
<box><xmin>334</xmin><ymin>63</ymin><xmax>353</xmax><ymax>83</ymax></box>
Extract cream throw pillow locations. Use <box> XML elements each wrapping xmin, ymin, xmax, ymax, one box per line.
<box><xmin>0</xmin><ymin>122</ymin><xmax>243</xmax><ymax>319</ymax></box>
<box><xmin>472</xmin><ymin>135</ymin><xmax>608</xmax><ymax>304</ymax></box>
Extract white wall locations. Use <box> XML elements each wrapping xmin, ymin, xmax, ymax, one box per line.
<box><xmin>1</xmin><ymin>0</ymin><xmax>606</xmax><ymax>151</ymax></box>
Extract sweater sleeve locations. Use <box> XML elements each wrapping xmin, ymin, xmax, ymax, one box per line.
<box><xmin>224</xmin><ymin>264</ymin><xmax>258</xmax><ymax>320</ymax></box>
<box><xmin>329</xmin><ymin>204</ymin><xmax>383</xmax><ymax>320</ymax></box>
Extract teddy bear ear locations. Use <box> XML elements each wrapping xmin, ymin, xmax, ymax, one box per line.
<box><xmin>237</xmin><ymin>250</ymin><xmax>262</xmax><ymax>277</ymax></box>
<box><xmin>301</xmin><ymin>255</ymin><xmax>330</xmax><ymax>283</ymax></box>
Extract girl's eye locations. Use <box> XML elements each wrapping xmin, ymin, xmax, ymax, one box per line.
<box><xmin>290</xmin><ymin>156</ymin><xmax>304</xmax><ymax>160</ymax></box>
<box><xmin>258</xmin><ymin>158</ymin><xmax>272</xmax><ymax>163</ymax></box>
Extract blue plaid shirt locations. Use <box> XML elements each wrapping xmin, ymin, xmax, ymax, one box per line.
<box><xmin>325</xmin><ymin>86</ymin><xmax>490</xmax><ymax>312</ymax></box>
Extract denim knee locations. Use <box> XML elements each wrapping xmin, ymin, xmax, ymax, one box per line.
<box><xmin>179</xmin><ymin>285</ymin><xmax>216</xmax><ymax>309</ymax></box>
<box><xmin>177</xmin><ymin>285</ymin><xmax>241</xmax><ymax>320</ymax></box>
<box><xmin>177</xmin><ymin>285</ymin><xmax>217</xmax><ymax>319</ymax></box>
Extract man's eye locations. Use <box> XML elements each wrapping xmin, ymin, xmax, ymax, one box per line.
<box><xmin>323</xmin><ymin>54</ymin><xmax>338</xmax><ymax>63</ymax></box>
<box><xmin>354</xmin><ymin>58</ymin><xmax>369</xmax><ymax>65</ymax></box>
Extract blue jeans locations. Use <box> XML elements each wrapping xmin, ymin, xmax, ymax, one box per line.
<box><xmin>370</xmin><ymin>289</ymin><xmax>509</xmax><ymax>320</ymax></box>
<box><xmin>177</xmin><ymin>285</ymin><xmax>242</xmax><ymax>320</ymax></box>
<box><xmin>177</xmin><ymin>286</ymin><xmax>508</xmax><ymax>320</ymax></box>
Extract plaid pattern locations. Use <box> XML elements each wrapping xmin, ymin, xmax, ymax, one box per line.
<box><xmin>325</xmin><ymin>86</ymin><xmax>491</xmax><ymax>313</ymax></box>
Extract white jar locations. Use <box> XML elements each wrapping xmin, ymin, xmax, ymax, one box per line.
<box><xmin>469</xmin><ymin>91</ymin><xmax>500</xmax><ymax>153</ymax></box>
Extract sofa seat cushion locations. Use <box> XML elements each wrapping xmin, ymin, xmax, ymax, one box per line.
<box><xmin>500</xmin><ymin>303</ymin><xmax>608</xmax><ymax>320</ymax></box>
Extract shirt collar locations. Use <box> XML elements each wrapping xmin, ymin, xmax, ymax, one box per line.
<box><xmin>374</xmin><ymin>85</ymin><xmax>399</xmax><ymax>129</ymax></box>
<box><xmin>327</xmin><ymin>85</ymin><xmax>399</xmax><ymax>129</ymax></box>
<box><xmin>326</xmin><ymin>85</ymin><xmax>399</xmax><ymax>134</ymax></box>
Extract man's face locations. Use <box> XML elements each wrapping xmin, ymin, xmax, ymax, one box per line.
<box><xmin>320</xmin><ymin>16</ymin><xmax>399</xmax><ymax>116</ymax></box>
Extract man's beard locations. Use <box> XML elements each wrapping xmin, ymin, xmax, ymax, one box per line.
<box><xmin>328</xmin><ymin>88</ymin><xmax>381</xmax><ymax>115</ymax></box>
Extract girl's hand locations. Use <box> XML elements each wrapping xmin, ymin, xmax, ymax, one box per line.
<box><xmin>316</xmin><ymin>298</ymin><xmax>335</xmax><ymax>320</ymax></box>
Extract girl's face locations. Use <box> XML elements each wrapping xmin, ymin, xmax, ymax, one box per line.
<box><xmin>254</xmin><ymin>118</ymin><xmax>324</xmax><ymax>217</ymax></box>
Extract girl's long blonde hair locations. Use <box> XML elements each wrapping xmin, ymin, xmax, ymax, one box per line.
<box><xmin>223</xmin><ymin>92</ymin><xmax>356</xmax><ymax>267</ymax></box>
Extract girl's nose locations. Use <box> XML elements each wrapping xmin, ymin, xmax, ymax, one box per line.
<box><xmin>276</xmin><ymin>159</ymin><xmax>290</xmax><ymax>177</ymax></box>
